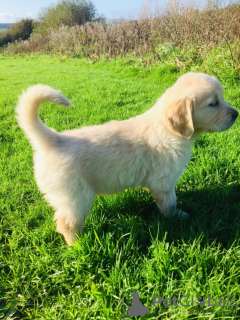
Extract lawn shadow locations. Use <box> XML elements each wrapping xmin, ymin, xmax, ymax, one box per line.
<box><xmin>87</xmin><ymin>184</ymin><xmax>240</xmax><ymax>253</ymax></box>
<box><xmin>174</xmin><ymin>183</ymin><xmax>240</xmax><ymax>246</ymax></box>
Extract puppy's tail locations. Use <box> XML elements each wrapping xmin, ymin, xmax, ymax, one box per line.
<box><xmin>16</xmin><ymin>85</ymin><xmax>72</xmax><ymax>149</ymax></box>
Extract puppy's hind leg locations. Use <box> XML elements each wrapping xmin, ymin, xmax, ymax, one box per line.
<box><xmin>53</xmin><ymin>189</ymin><xmax>95</xmax><ymax>245</ymax></box>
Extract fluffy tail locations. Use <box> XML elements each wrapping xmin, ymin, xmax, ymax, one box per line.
<box><xmin>16</xmin><ymin>85</ymin><xmax>72</xmax><ymax>149</ymax></box>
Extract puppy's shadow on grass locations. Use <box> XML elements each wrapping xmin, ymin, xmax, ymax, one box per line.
<box><xmin>86</xmin><ymin>184</ymin><xmax>240</xmax><ymax>255</ymax></box>
<box><xmin>177</xmin><ymin>184</ymin><xmax>240</xmax><ymax>245</ymax></box>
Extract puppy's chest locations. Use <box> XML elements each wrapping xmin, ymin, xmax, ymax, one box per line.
<box><xmin>145</xmin><ymin>146</ymin><xmax>191</xmax><ymax>180</ymax></box>
<box><xmin>150</xmin><ymin>143</ymin><xmax>190</xmax><ymax>166</ymax></box>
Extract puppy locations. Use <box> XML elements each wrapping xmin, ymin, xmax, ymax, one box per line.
<box><xmin>16</xmin><ymin>73</ymin><xmax>238</xmax><ymax>245</ymax></box>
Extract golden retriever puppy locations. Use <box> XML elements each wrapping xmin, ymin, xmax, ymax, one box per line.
<box><xmin>16</xmin><ymin>73</ymin><xmax>238</xmax><ymax>245</ymax></box>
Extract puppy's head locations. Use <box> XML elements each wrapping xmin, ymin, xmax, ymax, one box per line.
<box><xmin>161</xmin><ymin>73</ymin><xmax>238</xmax><ymax>139</ymax></box>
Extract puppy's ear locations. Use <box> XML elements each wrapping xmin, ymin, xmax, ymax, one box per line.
<box><xmin>163</xmin><ymin>97</ymin><xmax>194</xmax><ymax>139</ymax></box>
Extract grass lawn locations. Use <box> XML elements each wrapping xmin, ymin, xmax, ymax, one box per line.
<box><xmin>0</xmin><ymin>54</ymin><xmax>240</xmax><ymax>319</ymax></box>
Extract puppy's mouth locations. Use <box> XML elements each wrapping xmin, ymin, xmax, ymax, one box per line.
<box><xmin>212</xmin><ymin>119</ymin><xmax>238</xmax><ymax>132</ymax></box>
<box><xmin>210</xmin><ymin>109</ymin><xmax>239</xmax><ymax>132</ymax></box>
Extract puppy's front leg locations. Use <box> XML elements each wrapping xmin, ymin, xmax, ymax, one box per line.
<box><xmin>151</xmin><ymin>189</ymin><xmax>189</xmax><ymax>219</ymax></box>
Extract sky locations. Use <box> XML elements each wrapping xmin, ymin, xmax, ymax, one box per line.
<box><xmin>0</xmin><ymin>0</ymin><xmax>148</xmax><ymax>23</ymax></box>
<box><xmin>0</xmin><ymin>0</ymin><xmax>232</xmax><ymax>23</ymax></box>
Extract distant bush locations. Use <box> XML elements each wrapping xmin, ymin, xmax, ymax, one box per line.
<box><xmin>4</xmin><ymin>0</ymin><xmax>240</xmax><ymax>71</ymax></box>
<box><xmin>0</xmin><ymin>32</ymin><xmax>11</xmax><ymax>48</ymax></box>
<box><xmin>0</xmin><ymin>19</ymin><xmax>34</xmax><ymax>47</ymax></box>
<box><xmin>36</xmin><ymin>0</ymin><xmax>97</xmax><ymax>33</ymax></box>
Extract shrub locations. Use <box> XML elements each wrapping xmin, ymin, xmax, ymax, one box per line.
<box><xmin>36</xmin><ymin>0</ymin><xmax>97</xmax><ymax>33</ymax></box>
<box><xmin>4</xmin><ymin>0</ymin><xmax>240</xmax><ymax>70</ymax></box>
<box><xmin>0</xmin><ymin>19</ymin><xmax>34</xmax><ymax>47</ymax></box>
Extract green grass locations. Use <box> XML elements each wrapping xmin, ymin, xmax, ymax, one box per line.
<box><xmin>0</xmin><ymin>52</ymin><xmax>240</xmax><ymax>319</ymax></box>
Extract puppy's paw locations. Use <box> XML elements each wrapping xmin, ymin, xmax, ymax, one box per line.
<box><xmin>177</xmin><ymin>210</ymin><xmax>190</xmax><ymax>219</ymax></box>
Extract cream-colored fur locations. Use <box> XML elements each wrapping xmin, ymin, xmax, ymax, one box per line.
<box><xmin>16</xmin><ymin>73</ymin><xmax>238</xmax><ymax>245</ymax></box>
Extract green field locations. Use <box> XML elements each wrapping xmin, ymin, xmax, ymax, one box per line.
<box><xmin>0</xmin><ymin>54</ymin><xmax>240</xmax><ymax>319</ymax></box>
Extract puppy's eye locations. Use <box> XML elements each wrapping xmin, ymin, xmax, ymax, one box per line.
<box><xmin>208</xmin><ymin>100</ymin><xmax>219</xmax><ymax>107</ymax></box>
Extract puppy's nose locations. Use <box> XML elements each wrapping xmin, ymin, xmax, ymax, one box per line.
<box><xmin>232</xmin><ymin>109</ymin><xmax>239</xmax><ymax>121</ymax></box>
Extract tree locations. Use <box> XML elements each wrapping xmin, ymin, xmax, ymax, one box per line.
<box><xmin>10</xmin><ymin>19</ymin><xmax>35</xmax><ymax>41</ymax></box>
<box><xmin>37</xmin><ymin>0</ymin><xmax>97</xmax><ymax>32</ymax></box>
<box><xmin>0</xmin><ymin>19</ymin><xmax>34</xmax><ymax>47</ymax></box>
